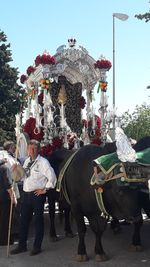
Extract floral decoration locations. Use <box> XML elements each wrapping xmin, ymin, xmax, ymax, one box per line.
<box><xmin>82</xmin><ymin>115</ymin><xmax>101</xmax><ymax>129</ymax></box>
<box><xmin>40</xmin><ymin>137</ymin><xmax>63</xmax><ymax>158</ymax></box>
<box><xmin>23</xmin><ymin>117</ymin><xmax>44</xmax><ymax>141</ymax></box>
<box><xmin>35</xmin><ymin>54</ymin><xmax>56</xmax><ymax>66</ymax></box>
<box><xmin>91</xmin><ymin>128</ymin><xmax>102</xmax><ymax>145</ymax></box>
<box><xmin>94</xmin><ymin>59</ymin><xmax>112</xmax><ymax>70</ymax></box>
<box><xmin>26</xmin><ymin>65</ymin><xmax>36</xmax><ymax>76</ymax></box>
<box><xmin>40</xmin><ymin>79</ymin><xmax>51</xmax><ymax>90</ymax></box>
<box><xmin>23</xmin><ymin>117</ymin><xmax>63</xmax><ymax>156</ymax></box>
<box><xmin>97</xmin><ymin>81</ymin><xmax>108</xmax><ymax>93</ymax></box>
<box><xmin>82</xmin><ymin>117</ymin><xmax>102</xmax><ymax>145</ymax></box>
<box><xmin>20</xmin><ymin>74</ymin><xmax>27</xmax><ymax>84</ymax></box>
<box><xmin>40</xmin><ymin>143</ymin><xmax>53</xmax><ymax>157</ymax></box>
<box><xmin>65</xmin><ymin>82</ymin><xmax>83</xmax><ymax>134</ymax></box>
<box><xmin>50</xmin><ymin>76</ymin><xmax>83</xmax><ymax>135</ymax></box>
<box><xmin>52</xmin><ymin>137</ymin><xmax>63</xmax><ymax>150</ymax></box>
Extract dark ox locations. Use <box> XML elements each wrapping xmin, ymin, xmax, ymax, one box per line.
<box><xmin>48</xmin><ymin>141</ymin><xmax>150</xmax><ymax>262</ymax></box>
<box><xmin>111</xmin><ymin>136</ymin><xmax>150</xmax><ymax>233</ymax></box>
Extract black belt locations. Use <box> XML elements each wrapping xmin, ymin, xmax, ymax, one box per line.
<box><xmin>24</xmin><ymin>191</ymin><xmax>34</xmax><ymax>194</ymax></box>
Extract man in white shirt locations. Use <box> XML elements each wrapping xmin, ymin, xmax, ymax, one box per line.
<box><xmin>11</xmin><ymin>139</ymin><xmax>57</xmax><ymax>256</ymax></box>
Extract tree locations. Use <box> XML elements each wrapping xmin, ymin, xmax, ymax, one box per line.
<box><xmin>121</xmin><ymin>103</ymin><xmax>150</xmax><ymax>141</ymax></box>
<box><xmin>0</xmin><ymin>30</ymin><xmax>22</xmax><ymax>145</ymax></box>
<box><xmin>135</xmin><ymin>3</ymin><xmax>150</xmax><ymax>22</ymax></box>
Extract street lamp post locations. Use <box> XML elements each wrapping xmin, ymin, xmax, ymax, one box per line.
<box><xmin>112</xmin><ymin>13</ymin><xmax>129</xmax><ymax>140</ymax></box>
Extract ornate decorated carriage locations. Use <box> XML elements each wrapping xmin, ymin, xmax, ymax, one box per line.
<box><xmin>17</xmin><ymin>39</ymin><xmax>112</xmax><ymax>157</ymax></box>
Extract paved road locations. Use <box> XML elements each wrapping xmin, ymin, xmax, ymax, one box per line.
<box><xmin>0</xmin><ymin>212</ymin><xmax>150</xmax><ymax>267</ymax></box>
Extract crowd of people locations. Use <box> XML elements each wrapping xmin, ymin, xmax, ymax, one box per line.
<box><xmin>0</xmin><ymin>139</ymin><xmax>57</xmax><ymax>256</ymax></box>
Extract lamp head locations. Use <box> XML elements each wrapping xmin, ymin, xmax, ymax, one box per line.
<box><xmin>113</xmin><ymin>13</ymin><xmax>129</xmax><ymax>21</ymax></box>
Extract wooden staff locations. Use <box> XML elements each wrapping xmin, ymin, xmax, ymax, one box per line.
<box><xmin>7</xmin><ymin>120</ymin><xmax>21</xmax><ymax>257</ymax></box>
<box><xmin>7</xmin><ymin>163</ymin><xmax>18</xmax><ymax>257</ymax></box>
<box><xmin>7</xmin><ymin>138</ymin><xmax>25</xmax><ymax>257</ymax></box>
<box><xmin>7</xmin><ymin>182</ymin><xmax>15</xmax><ymax>257</ymax></box>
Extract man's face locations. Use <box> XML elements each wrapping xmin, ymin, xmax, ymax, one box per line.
<box><xmin>10</xmin><ymin>144</ymin><xmax>16</xmax><ymax>154</ymax></box>
<box><xmin>28</xmin><ymin>144</ymin><xmax>39</xmax><ymax>160</ymax></box>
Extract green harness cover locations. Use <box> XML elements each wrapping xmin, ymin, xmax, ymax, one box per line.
<box><xmin>93</xmin><ymin>147</ymin><xmax>150</xmax><ymax>175</ymax></box>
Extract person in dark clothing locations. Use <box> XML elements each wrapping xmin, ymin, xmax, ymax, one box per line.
<box><xmin>0</xmin><ymin>159</ymin><xmax>17</xmax><ymax>245</ymax></box>
<box><xmin>3</xmin><ymin>140</ymin><xmax>24</xmax><ymax>241</ymax></box>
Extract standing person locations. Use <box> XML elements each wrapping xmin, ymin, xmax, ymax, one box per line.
<box><xmin>11</xmin><ymin>139</ymin><xmax>57</xmax><ymax>256</ymax></box>
<box><xmin>3</xmin><ymin>141</ymin><xmax>21</xmax><ymax>198</ymax></box>
<box><xmin>0</xmin><ymin>159</ymin><xmax>17</xmax><ymax>246</ymax></box>
<box><xmin>3</xmin><ymin>140</ymin><xmax>23</xmax><ymax>240</ymax></box>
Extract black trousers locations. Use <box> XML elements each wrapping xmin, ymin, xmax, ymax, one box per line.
<box><xmin>46</xmin><ymin>188</ymin><xmax>57</xmax><ymax>237</ymax></box>
<box><xmin>0</xmin><ymin>200</ymin><xmax>14</xmax><ymax>245</ymax></box>
<box><xmin>18</xmin><ymin>192</ymin><xmax>45</xmax><ymax>250</ymax></box>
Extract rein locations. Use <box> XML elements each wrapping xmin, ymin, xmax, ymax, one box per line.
<box><xmin>92</xmin><ymin>163</ymin><xmax>148</xmax><ymax>218</ymax></box>
<box><xmin>104</xmin><ymin>163</ymin><xmax>147</xmax><ymax>184</ymax></box>
<box><xmin>56</xmin><ymin>150</ymin><xmax>79</xmax><ymax>204</ymax></box>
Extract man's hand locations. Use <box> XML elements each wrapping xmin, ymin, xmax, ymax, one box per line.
<box><xmin>8</xmin><ymin>188</ymin><xmax>17</xmax><ymax>206</ymax></box>
<box><xmin>34</xmin><ymin>188</ymin><xmax>46</xmax><ymax>196</ymax></box>
<box><xmin>12</xmin><ymin>195</ymin><xmax>17</xmax><ymax>206</ymax></box>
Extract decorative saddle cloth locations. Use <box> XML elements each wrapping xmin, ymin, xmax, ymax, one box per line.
<box><xmin>92</xmin><ymin>147</ymin><xmax>150</xmax><ymax>184</ymax></box>
<box><xmin>91</xmin><ymin>147</ymin><xmax>150</xmax><ymax>217</ymax></box>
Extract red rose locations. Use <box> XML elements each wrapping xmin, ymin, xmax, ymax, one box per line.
<box><xmin>20</xmin><ymin>74</ymin><xmax>27</xmax><ymax>84</ymax></box>
<box><xmin>52</xmin><ymin>137</ymin><xmax>63</xmax><ymax>150</ymax></box>
<box><xmin>23</xmin><ymin>117</ymin><xmax>44</xmax><ymax>141</ymax></box>
<box><xmin>35</xmin><ymin>55</ymin><xmax>41</xmax><ymax>66</ymax></box>
<box><xmin>91</xmin><ymin>138</ymin><xmax>102</xmax><ymax>145</ymax></box>
<box><xmin>94</xmin><ymin>59</ymin><xmax>112</xmax><ymax>70</ymax></box>
<box><xmin>26</xmin><ymin>66</ymin><xmax>36</xmax><ymax>76</ymax></box>
<box><xmin>35</xmin><ymin>54</ymin><xmax>56</xmax><ymax>66</ymax></box>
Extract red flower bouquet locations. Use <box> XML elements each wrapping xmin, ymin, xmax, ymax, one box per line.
<box><xmin>26</xmin><ymin>66</ymin><xmax>36</xmax><ymax>76</ymax></box>
<box><xmin>35</xmin><ymin>54</ymin><xmax>56</xmax><ymax>66</ymax></box>
<box><xmin>40</xmin><ymin>144</ymin><xmax>53</xmax><ymax>157</ymax></box>
<box><xmin>20</xmin><ymin>74</ymin><xmax>27</xmax><ymax>84</ymax></box>
<box><xmin>40</xmin><ymin>137</ymin><xmax>63</xmax><ymax>157</ymax></box>
<box><xmin>52</xmin><ymin>137</ymin><xmax>63</xmax><ymax>150</ymax></box>
<box><xmin>94</xmin><ymin>59</ymin><xmax>112</xmax><ymax>70</ymax></box>
<box><xmin>23</xmin><ymin>117</ymin><xmax>44</xmax><ymax>141</ymax></box>
<box><xmin>82</xmin><ymin>115</ymin><xmax>101</xmax><ymax>129</ymax></box>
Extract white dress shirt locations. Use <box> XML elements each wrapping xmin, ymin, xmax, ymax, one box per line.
<box><xmin>23</xmin><ymin>155</ymin><xmax>57</xmax><ymax>192</ymax></box>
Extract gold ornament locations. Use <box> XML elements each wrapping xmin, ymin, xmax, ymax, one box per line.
<box><xmin>57</xmin><ymin>84</ymin><xmax>67</xmax><ymax>105</ymax></box>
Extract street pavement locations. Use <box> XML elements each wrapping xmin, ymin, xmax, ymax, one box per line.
<box><xmin>0</xmin><ymin>212</ymin><xmax>150</xmax><ymax>267</ymax></box>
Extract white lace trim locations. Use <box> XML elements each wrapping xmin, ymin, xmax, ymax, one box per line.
<box><xmin>115</xmin><ymin>127</ymin><xmax>137</xmax><ymax>162</ymax></box>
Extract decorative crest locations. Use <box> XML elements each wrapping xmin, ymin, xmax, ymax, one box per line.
<box><xmin>68</xmin><ymin>38</ymin><xmax>76</xmax><ymax>48</ymax></box>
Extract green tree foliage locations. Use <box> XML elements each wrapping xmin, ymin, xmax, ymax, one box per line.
<box><xmin>0</xmin><ymin>30</ymin><xmax>22</xmax><ymax>145</ymax></box>
<box><xmin>135</xmin><ymin>3</ymin><xmax>150</xmax><ymax>22</ymax></box>
<box><xmin>121</xmin><ymin>104</ymin><xmax>150</xmax><ymax>141</ymax></box>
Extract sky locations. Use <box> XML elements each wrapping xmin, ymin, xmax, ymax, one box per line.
<box><xmin>1</xmin><ymin>0</ymin><xmax>150</xmax><ymax>116</ymax></box>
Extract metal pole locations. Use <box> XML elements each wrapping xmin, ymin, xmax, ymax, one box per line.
<box><xmin>112</xmin><ymin>13</ymin><xmax>128</xmax><ymax>141</ymax></box>
<box><xmin>112</xmin><ymin>14</ymin><xmax>115</xmax><ymax>141</ymax></box>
